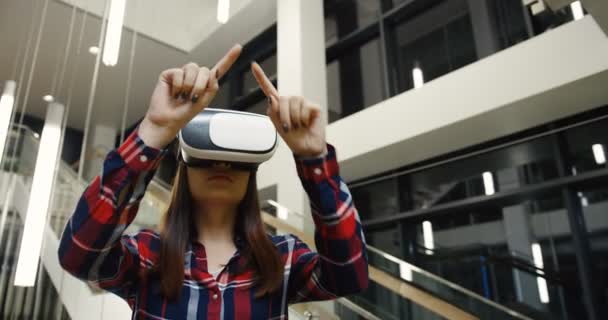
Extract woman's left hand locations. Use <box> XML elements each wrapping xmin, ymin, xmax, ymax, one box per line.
<box><xmin>251</xmin><ymin>62</ymin><xmax>327</xmax><ymax>158</ymax></box>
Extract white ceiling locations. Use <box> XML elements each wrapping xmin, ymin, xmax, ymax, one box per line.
<box><xmin>0</xmin><ymin>0</ymin><xmax>276</xmax><ymax>132</ymax></box>
<box><xmin>59</xmin><ymin>0</ymin><xmax>254</xmax><ymax>52</ymax></box>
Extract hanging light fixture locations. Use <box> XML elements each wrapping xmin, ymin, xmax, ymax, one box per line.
<box><xmin>412</xmin><ymin>62</ymin><xmax>424</xmax><ymax>89</ymax></box>
<box><xmin>592</xmin><ymin>144</ymin><xmax>606</xmax><ymax>165</ymax></box>
<box><xmin>422</xmin><ymin>220</ymin><xmax>434</xmax><ymax>255</ymax></box>
<box><xmin>531</xmin><ymin>243</ymin><xmax>550</xmax><ymax>303</ymax></box>
<box><xmin>570</xmin><ymin>1</ymin><xmax>584</xmax><ymax>21</ymax></box>
<box><xmin>217</xmin><ymin>0</ymin><xmax>230</xmax><ymax>24</ymax></box>
<box><xmin>14</xmin><ymin>102</ymin><xmax>64</xmax><ymax>287</ymax></box>
<box><xmin>483</xmin><ymin>171</ymin><xmax>495</xmax><ymax>195</ymax></box>
<box><xmin>0</xmin><ymin>81</ymin><xmax>17</xmax><ymax>163</ymax></box>
<box><xmin>102</xmin><ymin>0</ymin><xmax>126</xmax><ymax>66</ymax></box>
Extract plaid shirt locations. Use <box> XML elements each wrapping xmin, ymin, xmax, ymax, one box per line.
<box><xmin>57</xmin><ymin>126</ymin><xmax>368</xmax><ymax>319</ymax></box>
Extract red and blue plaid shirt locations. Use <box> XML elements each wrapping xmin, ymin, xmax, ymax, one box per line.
<box><xmin>57</xmin><ymin>126</ymin><xmax>369</xmax><ymax>319</ymax></box>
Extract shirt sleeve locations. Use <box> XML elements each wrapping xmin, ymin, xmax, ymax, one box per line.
<box><xmin>287</xmin><ymin>143</ymin><xmax>369</xmax><ymax>303</ymax></box>
<box><xmin>57</xmin><ymin>125</ymin><xmax>167</xmax><ymax>299</ymax></box>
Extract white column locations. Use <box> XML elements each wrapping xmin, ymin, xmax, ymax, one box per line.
<box><xmin>275</xmin><ymin>1</ymin><xmax>334</xmax><ymax>317</ymax></box>
<box><xmin>83</xmin><ymin>123</ymin><xmax>117</xmax><ymax>181</ymax></box>
<box><xmin>276</xmin><ymin>0</ymin><xmax>328</xmax><ymax>232</ymax></box>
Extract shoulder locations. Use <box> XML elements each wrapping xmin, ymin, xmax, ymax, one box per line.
<box><xmin>269</xmin><ymin>233</ymin><xmax>313</xmax><ymax>256</ymax></box>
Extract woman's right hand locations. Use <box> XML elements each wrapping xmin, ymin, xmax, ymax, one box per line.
<box><xmin>138</xmin><ymin>44</ymin><xmax>242</xmax><ymax>149</ymax></box>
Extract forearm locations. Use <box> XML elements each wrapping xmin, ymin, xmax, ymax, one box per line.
<box><xmin>58</xmin><ymin>126</ymin><xmax>167</xmax><ymax>279</ymax></box>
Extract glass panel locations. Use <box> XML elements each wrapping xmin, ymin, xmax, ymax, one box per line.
<box><xmin>576</xmin><ymin>184</ymin><xmax>608</xmax><ymax>317</ymax></box>
<box><xmin>348</xmin><ymin>280</ymin><xmax>445</xmax><ymax>320</ymax></box>
<box><xmin>245</xmin><ymin>98</ymin><xmax>268</xmax><ymax>115</ymax></box>
<box><xmin>564</xmin><ymin>118</ymin><xmax>608</xmax><ymax>175</ymax></box>
<box><xmin>394</xmin><ymin>0</ymin><xmax>477</xmax><ymax>92</ymax></box>
<box><xmin>325</xmin><ymin>0</ymin><xmax>381</xmax><ymax>44</ymax></box>
<box><xmin>214</xmin><ymin>80</ymin><xmax>231</xmax><ymax>108</ymax></box>
<box><xmin>242</xmin><ymin>54</ymin><xmax>276</xmax><ymax>96</ymax></box>
<box><xmin>326</xmin><ymin>38</ymin><xmax>384</xmax><ymax>122</ymax></box>
<box><xmin>488</xmin><ymin>0</ymin><xmax>530</xmax><ymax>49</ymax></box>
<box><xmin>395</xmin><ymin>135</ymin><xmax>559</xmax><ymax>212</ymax></box>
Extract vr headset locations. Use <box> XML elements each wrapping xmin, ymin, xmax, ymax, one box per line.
<box><xmin>178</xmin><ymin>108</ymin><xmax>278</xmax><ymax>170</ymax></box>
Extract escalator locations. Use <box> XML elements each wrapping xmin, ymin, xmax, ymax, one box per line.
<box><xmin>2</xmin><ymin>125</ymin><xmax>534</xmax><ymax>319</ymax></box>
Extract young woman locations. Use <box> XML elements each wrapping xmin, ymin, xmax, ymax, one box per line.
<box><xmin>57</xmin><ymin>44</ymin><xmax>368</xmax><ymax>319</ymax></box>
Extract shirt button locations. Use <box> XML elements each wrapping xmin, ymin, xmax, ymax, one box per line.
<box><xmin>212</xmin><ymin>294</ymin><xmax>218</xmax><ymax>300</ymax></box>
<box><xmin>139</xmin><ymin>154</ymin><xmax>148</xmax><ymax>162</ymax></box>
<box><xmin>314</xmin><ymin>168</ymin><xmax>322</xmax><ymax>175</ymax></box>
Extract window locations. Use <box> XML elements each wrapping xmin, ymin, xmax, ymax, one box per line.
<box><xmin>352</xmin><ymin>107</ymin><xmax>608</xmax><ymax>320</ymax></box>
<box><xmin>392</xmin><ymin>0</ymin><xmax>477</xmax><ymax>92</ymax></box>
<box><xmin>325</xmin><ymin>0</ymin><xmax>382</xmax><ymax>45</ymax></box>
<box><xmin>327</xmin><ymin>38</ymin><xmax>385</xmax><ymax>122</ymax></box>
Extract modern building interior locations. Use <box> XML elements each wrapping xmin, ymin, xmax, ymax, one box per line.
<box><xmin>0</xmin><ymin>0</ymin><xmax>607</xmax><ymax>319</ymax></box>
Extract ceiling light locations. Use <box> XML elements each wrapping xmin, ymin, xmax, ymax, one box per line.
<box><xmin>422</xmin><ymin>221</ymin><xmax>434</xmax><ymax>255</ymax></box>
<box><xmin>592</xmin><ymin>144</ymin><xmax>605</xmax><ymax>165</ymax></box>
<box><xmin>571</xmin><ymin>1</ymin><xmax>584</xmax><ymax>21</ymax></box>
<box><xmin>483</xmin><ymin>171</ymin><xmax>495</xmax><ymax>195</ymax></box>
<box><xmin>412</xmin><ymin>65</ymin><xmax>424</xmax><ymax>89</ymax></box>
<box><xmin>531</xmin><ymin>243</ymin><xmax>550</xmax><ymax>303</ymax></box>
<box><xmin>0</xmin><ymin>81</ymin><xmax>17</xmax><ymax>164</ymax></box>
<box><xmin>217</xmin><ymin>0</ymin><xmax>230</xmax><ymax>24</ymax></box>
<box><xmin>42</xmin><ymin>94</ymin><xmax>54</xmax><ymax>102</ymax></box>
<box><xmin>14</xmin><ymin>102</ymin><xmax>64</xmax><ymax>286</ymax></box>
<box><xmin>89</xmin><ymin>46</ymin><xmax>100</xmax><ymax>55</ymax></box>
<box><xmin>103</xmin><ymin>0</ymin><xmax>126</xmax><ymax>66</ymax></box>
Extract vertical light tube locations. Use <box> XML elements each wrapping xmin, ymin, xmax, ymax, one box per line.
<box><xmin>483</xmin><ymin>171</ymin><xmax>495</xmax><ymax>195</ymax></box>
<box><xmin>571</xmin><ymin>1</ymin><xmax>584</xmax><ymax>21</ymax></box>
<box><xmin>531</xmin><ymin>243</ymin><xmax>550</xmax><ymax>303</ymax></box>
<box><xmin>102</xmin><ymin>0</ymin><xmax>126</xmax><ymax>66</ymax></box>
<box><xmin>217</xmin><ymin>0</ymin><xmax>230</xmax><ymax>24</ymax></box>
<box><xmin>14</xmin><ymin>102</ymin><xmax>64</xmax><ymax>287</ymax></box>
<box><xmin>422</xmin><ymin>220</ymin><xmax>434</xmax><ymax>255</ymax></box>
<box><xmin>268</xmin><ymin>200</ymin><xmax>289</xmax><ymax>220</ymax></box>
<box><xmin>592</xmin><ymin>144</ymin><xmax>605</xmax><ymax>165</ymax></box>
<box><xmin>412</xmin><ymin>66</ymin><xmax>424</xmax><ymax>89</ymax></box>
<box><xmin>0</xmin><ymin>81</ymin><xmax>17</xmax><ymax>163</ymax></box>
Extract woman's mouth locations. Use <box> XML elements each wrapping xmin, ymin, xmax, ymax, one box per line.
<box><xmin>208</xmin><ymin>174</ymin><xmax>233</xmax><ymax>182</ymax></box>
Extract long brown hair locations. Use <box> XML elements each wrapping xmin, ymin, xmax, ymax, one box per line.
<box><xmin>157</xmin><ymin>158</ymin><xmax>283</xmax><ymax>301</ymax></box>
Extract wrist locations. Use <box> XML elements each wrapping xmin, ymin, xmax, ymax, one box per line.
<box><xmin>294</xmin><ymin>144</ymin><xmax>328</xmax><ymax>159</ymax></box>
<box><xmin>137</xmin><ymin>117</ymin><xmax>177</xmax><ymax>150</ymax></box>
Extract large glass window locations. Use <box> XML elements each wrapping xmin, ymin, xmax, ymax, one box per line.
<box><xmin>393</xmin><ymin>0</ymin><xmax>477</xmax><ymax>92</ymax></box>
<box><xmin>325</xmin><ymin>0</ymin><xmax>381</xmax><ymax>45</ymax></box>
<box><xmin>242</xmin><ymin>53</ymin><xmax>276</xmax><ymax>97</ymax></box>
<box><xmin>353</xmin><ymin>108</ymin><xmax>608</xmax><ymax>320</ymax></box>
<box><xmin>323</xmin><ymin>0</ymin><xmax>584</xmax><ymax>123</ymax></box>
<box><xmin>327</xmin><ymin>38</ymin><xmax>385</xmax><ymax>122</ymax></box>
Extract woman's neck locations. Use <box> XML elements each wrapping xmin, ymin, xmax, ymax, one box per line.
<box><xmin>193</xmin><ymin>202</ymin><xmax>237</xmax><ymax>245</ymax></box>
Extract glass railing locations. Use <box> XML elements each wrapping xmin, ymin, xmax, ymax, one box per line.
<box><xmin>0</xmin><ymin>125</ymin><xmax>73</xmax><ymax>318</ymax></box>
<box><xmin>260</xmin><ymin>201</ymin><xmax>531</xmax><ymax>320</ymax></box>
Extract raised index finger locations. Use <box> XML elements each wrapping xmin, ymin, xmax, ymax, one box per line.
<box><xmin>212</xmin><ymin>44</ymin><xmax>243</xmax><ymax>80</ymax></box>
<box><xmin>251</xmin><ymin>62</ymin><xmax>279</xmax><ymax>99</ymax></box>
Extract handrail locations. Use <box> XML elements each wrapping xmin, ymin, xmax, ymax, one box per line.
<box><xmin>261</xmin><ymin>211</ymin><xmax>482</xmax><ymax>320</ymax></box>
<box><xmin>412</xmin><ymin>242</ymin><xmax>564</xmax><ymax>284</ymax></box>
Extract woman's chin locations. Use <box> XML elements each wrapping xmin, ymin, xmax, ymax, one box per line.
<box><xmin>198</xmin><ymin>192</ymin><xmax>242</xmax><ymax>205</ymax></box>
